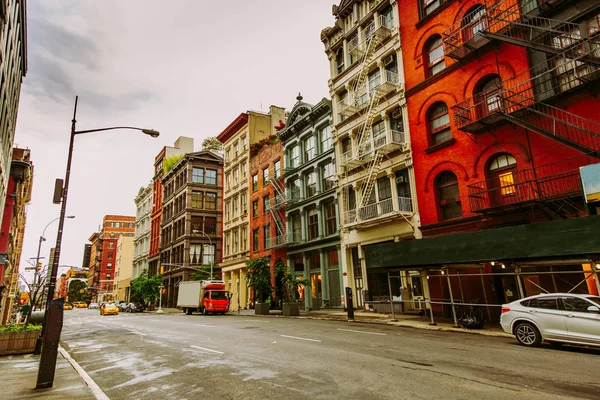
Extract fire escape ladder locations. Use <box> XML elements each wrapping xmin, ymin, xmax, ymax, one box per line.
<box><xmin>358</xmin><ymin>151</ymin><xmax>385</xmax><ymax>209</ymax></box>
<box><xmin>352</xmin><ymin>33</ymin><xmax>381</xmax><ymax>96</ymax></box>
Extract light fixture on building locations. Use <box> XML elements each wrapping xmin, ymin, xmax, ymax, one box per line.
<box><xmin>501</xmin><ymin>264</ymin><xmax>506</xmax><ymax>269</ymax></box>
<box><xmin>491</xmin><ymin>261</ymin><xmax>495</xmax><ymax>266</ymax></box>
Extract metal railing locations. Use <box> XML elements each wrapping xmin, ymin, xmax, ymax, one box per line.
<box><xmin>341</xmin><ymin>129</ymin><xmax>406</xmax><ymax>169</ymax></box>
<box><xmin>467</xmin><ymin>153</ymin><xmax>597</xmax><ymax>212</ymax></box>
<box><xmin>343</xmin><ymin>196</ymin><xmax>413</xmax><ymax>225</ymax></box>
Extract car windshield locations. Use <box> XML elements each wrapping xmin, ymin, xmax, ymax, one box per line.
<box><xmin>105</xmin><ymin>304</ymin><xmax>117</xmax><ymax>309</ymax></box>
<box><xmin>586</xmin><ymin>296</ymin><xmax>600</xmax><ymax>307</ymax></box>
<box><xmin>210</xmin><ymin>291</ymin><xmax>228</xmax><ymax>300</ymax></box>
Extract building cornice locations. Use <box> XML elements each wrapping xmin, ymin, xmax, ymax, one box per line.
<box><xmin>217</xmin><ymin>113</ymin><xmax>249</xmax><ymax>144</ymax></box>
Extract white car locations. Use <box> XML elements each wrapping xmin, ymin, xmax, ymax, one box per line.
<box><xmin>500</xmin><ymin>293</ymin><xmax>600</xmax><ymax>347</ymax></box>
<box><xmin>88</xmin><ymin>303</ymin><xmax>99</xmax><ymax>309</ymax></box>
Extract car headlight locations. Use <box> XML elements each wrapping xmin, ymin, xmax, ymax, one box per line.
<box><xmin>208</xmin><ymin>304</ymin><xmax>213</xmax><ymax>309</ymax></box>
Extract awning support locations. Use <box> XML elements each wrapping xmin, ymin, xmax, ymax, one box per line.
<box><xmin>445</xmin><ymin>267</ymin><xmax>458</xmax><ymax>327</ymax></box>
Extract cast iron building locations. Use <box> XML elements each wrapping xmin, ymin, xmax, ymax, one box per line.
<box><xmin>133</xmin><ymin>182</ymin><xmax>152</xmax><ymax>279</ymax></box>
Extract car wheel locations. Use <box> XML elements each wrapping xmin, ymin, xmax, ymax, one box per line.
<box><xmin>514</xmin><ymin>322</ymin><xmax>541</xmax><ymax>347</ymax></box>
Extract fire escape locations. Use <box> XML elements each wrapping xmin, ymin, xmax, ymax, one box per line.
<box><xmin>442</xmin><ymin>0</ymin><xmax>600</xmax><ymax>215</ymax></box>
<box><xmin>266</xmin><ymin>176</ymin><xmax>288</xmax><ymax>249</ymax></box>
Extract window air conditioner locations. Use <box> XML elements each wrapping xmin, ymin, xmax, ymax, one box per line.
<box><xmin>396</xmin><ymin>176</ymin><xmax>405</xmax><ymax>184</ymax></box>
<box><xmin>383</xmin><ymin>54</ymin><xmax>395</xmax><ymax>66</ymax></box>
<box><xmin>391</xmin><ymin>109</ymin><xmax>402</xmax><ymax>119</ymax></box>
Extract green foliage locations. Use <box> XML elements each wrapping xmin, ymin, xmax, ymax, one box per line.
<box><xmin>163</xmin><ymin>154</ymin><xmax>184</xmax><ymax>174</ymax></box>
<box><xmin>0</xmin><ymin>324</ymin><xmax>42</xmax><ymax>333</ymax></box>
<box><xmin>274</xmin><ymin>259</ymin><xmax>286</xmax><ymax>302</ymax></box>
<box><xmin>130</xmin><ymin>269</ymin><xmax>163</xmax><ymax>307</ymax></box>
<box><xmin>190</xmin><ymin>266</ymin><xmax>213</xmax><ymax>281</ymax></box>
<box><xmin>67</xmin><ymin>280</ymin><xmax>90</xmax><ymax>303</ymax></box>
<box><xmin>281</xmin><ymin>268</ymin><xmax>310</xmax><ymax>303</ymax></box>
<box><xmin>202</xmin><ymin>137</ymin><xmax>223</xmax><ymax>152</ymax></box>
<box><xmin>245</xmin><ymin>257</ymin><xmax>272</xmax><ymax>303</ymax></box>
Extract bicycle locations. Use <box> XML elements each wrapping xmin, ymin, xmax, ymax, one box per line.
<box><xmin>454</xmin><ymin>299</ymin><xmax>485</xmax><ymax>329</ymax></box>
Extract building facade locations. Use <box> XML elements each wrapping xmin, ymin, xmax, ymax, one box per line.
<box><xmin>277</xmin><ymin>96</ymin><xmax>342</xmax><ymax>310</ymax></box>
<box><xmin>0</xmin><ymin>148</ymin><xmax>32</xmax><ymax>324</ymax></box>
<box><xmin>133</xmin><ymin>183</ymin><xmax>152</xmax><ymax>280</ymax></box>
<box><xmin>87</xmin><ymin>232</ymin><xmax>100</xmax><ymax>291</ymax></box>
<box><xmin>371</xmin><ymin>0</ymin><xmax>600</xmax><ymax>321</ymax></box>
<box><xmin>114</xmin><ymin>236</ymin><xmax>134</xmax><ymax>302</ymax></box>
<box><xmin>81</xmin><ymin>244</ymin><xmax>91</xmax><ymax>274</ymax></box>
<box><xmin>159</xmin><ymin>151</ymin><xmax>224</xmax><ymax>308</ymax></box>
<box><xmin>0</xmin><ymin>0</ymin><xmax>27</xmax><ymax>218</ymax></box>
<box><xmin>218</xmin><ymin>106</ymin><xmax>285</xmax><ymax>311</ymax></box>
<box><xmin>322</xmin><ymin>0</ymin><xmax>420</xmax><ymax>310</ymax></box>
<box><xmin>148</xmin><ymin>137</ymin><xmax>194</xmax><ymax>277</ymax></box>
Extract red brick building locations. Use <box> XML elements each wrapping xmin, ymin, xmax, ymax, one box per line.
<box><xmin>249</xmin><ymin>138</ymin><xmax>286</xmax><ymax>292</ymax></box>
<box><xmin>362</xmin><ymin>0</ymin><xmax>600</xmax><ymax>322</ymax></box>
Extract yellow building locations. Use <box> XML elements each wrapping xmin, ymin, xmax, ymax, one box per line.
<box><xmin>114</xmin><ymin>236</ymin><xmax>134</xmax><ymax>302</ymax></box>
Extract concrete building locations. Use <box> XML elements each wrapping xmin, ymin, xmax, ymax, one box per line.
<box><xmin>218</xmin><ymin>106</ymin><xmax>285</xmax><ymax>311</ymax></box>
<box><xmin>0</xmin><ymin>0</ymin><xmax>27</xmax><ymax>219</ymax></box>
<box><xmin>114</xmin><ymin>236</ymin><xmax>134</xmax><ymax>302</ymax></box>
<box><xmin>159</xmin><ymin>151</ymin><xmax>224</xmax><ymax>307</ymax></box>
<box><xmin>133</xmin><ymin>183</ymin><xmax>152</xmax><ymax>280</ymax></box>
<box><xmin>0</xmin><ymin>148</ymin><xmax>32</xmax><ymax>324</ymax></box>
<box><xmin>322</xmin><ymin>0</ymin><xmax>420</xmax><ymax>310</ymax></box>
<box><xmin>148</xmin><ymin>137</ymin><xmax>194</xmax><ymax>277</ymax></box>
<box><xmin>277</xmin><ymin>96</ymin><xmax>341</xmax><ymax>310</ymax></box>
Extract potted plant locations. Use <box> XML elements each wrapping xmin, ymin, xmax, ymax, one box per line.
<box><xmin>276</xmin><ymin>260</ymin><xmax>310</xmax><ymax>317</ymax></box>
<box><xmin>246</xmin><ymin>257</ymin><xmax>272</xmax><ymax>315</ymax></box>
<box><xmin>0</xmin><ymin>324</ymin><xmax>42</xmax><ymax>355</ymax></box>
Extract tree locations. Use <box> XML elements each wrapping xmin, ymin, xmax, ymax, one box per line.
<box><xmin>202</xmin><ymin>137</ymin><xmax>223</xmax><ymax>153</ymax></box>
<box><xmin>130</xmin><ymin>269</ymin><xmax>163</xmax><ymax>308</ymax></box>
<box><xmin>67</xmin><ymin>280</ymin><xmax>90</xmax><ymax>303</ymax></box>
<box><xmin>245</xmin><ymin>257</ymin><xmax>272</xmax><ymax>303</ymax></box>
<box><xmin>19</xmin><ymin>268</ymin><xmax>49</xmax><ymax>326</ymax></box>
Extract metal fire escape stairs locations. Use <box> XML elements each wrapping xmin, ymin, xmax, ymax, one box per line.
<box><xmin>267</xmin><ymin>177</ymin><xmax>287</xmax><ymax>247</ymax></box>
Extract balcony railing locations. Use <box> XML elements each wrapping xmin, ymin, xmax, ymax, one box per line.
<box><xmin>348</xmin><ymin>15</ymin><xmax>394</xmax><ymax>58</ymax></box>
<box><xmin>265</xmin><ymin>234</ymin><xmax>287</xmax><ymax>249</ymax></box>
<box><xmin>467</xmin><ymin>153</ymin><xmax>597</xmax><ymax>212</ymax></box>
<box><xmin>343</xmin><ymin>196</ymin><xmax>413</xmax><ymax>226</ymax></box>
<box><xmin>341</xmin><ymin>129</ymin><xmax>407</xmax><ymax>169</ymax></box>
<box><xmin>267</xmin><ymin>194</ymin><xmax>285</xmax><ymax>210</ymax></box>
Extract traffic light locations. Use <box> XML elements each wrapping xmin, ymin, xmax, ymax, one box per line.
<box><xmin>37</xmin><ymin>262</ymin><xmax>42</xmax><ymax>271</ymax></box>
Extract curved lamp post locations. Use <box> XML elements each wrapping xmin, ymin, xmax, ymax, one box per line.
<box><xmin>36</xmin><ymin>96</ymin><xmax>159</xmax><ymax>389</ymax></box>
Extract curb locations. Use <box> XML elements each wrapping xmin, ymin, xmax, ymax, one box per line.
<box><xmin>58</xmin><ymin>346</ymin><xmax>109</xmax><ymax>400</ymax></box>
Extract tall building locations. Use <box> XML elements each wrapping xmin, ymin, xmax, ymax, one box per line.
<box><xmin>248</xmin><ymin>128</ymin><xmax>286</xmax><ymax>300</ymax></box>
<box><xmin>133</xmin><ymin>183</ymin><xmax>152</xmax><ymax>280</ymax></box>
<box><xmin>159</xmin><ymin>151</ymin><xmax>224</xmax><ymax>307</ymax></box>
<box><xmin>276</xmin><ymin>96</ymin><xmax>341</xmax><ymax>310</ymax></box>
<box><xmin>322</xmin><ymin>0</ymin><xmax>419</xmax><ymax>310</ymax></box>
<box><xmin>81</xmin><ymin>244</ymin><xmax>91</xmax><ymax>274</ymax></box>
<box><xmin>363</xmin><ymin>0</ymin><xmax>600</xmax><ymax>321</ymax></box>
<box><xmin>0</xmin><ymin>0</ymin><xmax>27</xmax><ymax>219</ymax></box>
<box><xmin>148</xmin><ymin>137</ymin><xmax>194</xmax><ymax>277</ymax></box>
<box><xmin>0</xmin><ymin>148</ymin><xmax>32</xmax><ymax>324</ymax></box>
<box><xmin>218</xmin><ymin>106</ymin><xmax>285</xmax><ymax>311</ymax></box>
<box><xmin>114</xmin><ymin>236</ymin><xmax>134</xmax><ymax>302</ymax></box>
<box><xmin>87</xmin><ymin>232</ymin><xmax>100</xmax><ymax>291</ymax></box>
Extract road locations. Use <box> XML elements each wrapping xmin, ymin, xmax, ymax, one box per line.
<box><xmin>60</xmin><ymin>308</ymin><xmax>600</xmax><ymax>400</ymax></box>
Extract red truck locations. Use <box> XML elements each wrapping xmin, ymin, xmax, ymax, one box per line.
<box><xmin>177</xmin><ymin>280</ymin><xmax>230</xmax><ymax>315</ymax></box>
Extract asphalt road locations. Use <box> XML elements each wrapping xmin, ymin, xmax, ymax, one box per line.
<box><xmin>60</xmin><ymin>308</ymin><xmax>600</xmax><ymax>400</ymax></box>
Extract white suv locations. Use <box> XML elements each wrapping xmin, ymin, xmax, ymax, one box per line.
<box><xmin>500</xmin><ymin>293</ymin><xmax>600</xmax><ymax>347</ymax></box>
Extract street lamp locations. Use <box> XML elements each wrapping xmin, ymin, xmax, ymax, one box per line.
<box><xmin>36</xmin><ymin>96</ymin><xmax>159</xmax><ymax>389</ymax></box>
<box><xmin>157</xmin><ymin>285</ymin><xmax>164</xmax><ymax>313</ymax></box>
<box><xmin>192</xmin><ymin>230</ymin><xmax>215</xmax><ymax>280</ymax></box>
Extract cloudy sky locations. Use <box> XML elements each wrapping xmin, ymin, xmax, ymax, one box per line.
<box><xmin>16</xmin><ymin>0</ymin><xmax>334</xmax><ymax>276</ymax></box>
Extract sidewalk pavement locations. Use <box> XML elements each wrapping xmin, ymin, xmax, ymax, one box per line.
<box><xmin>150</xmin><ymin>307</ymin><xmax>512</xmax><ymax>338</ymax></box>
<box><xmin>0</xmin><ymin>352</ymin><xmax>95</xmax><ymax>399</ymax></box>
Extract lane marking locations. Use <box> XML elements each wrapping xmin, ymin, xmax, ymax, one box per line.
<box><xmin>128</xmin><ymin>330</ymin><xmax>148</xmax><ymax>336</ymax></box>
<box><xmin>244</xmin><ymin>319</ymin><xmax>270</xmax><ymax>323</ymax></box>
<box><xmin>190</xmin><ymin>345</ymin><xmax>224</xmax><ymax>355</ymax></box>
<box><xmin>337</xmin><ymin>328</ymin><xmax>387</xmax><ymax>336</ymax></box>
<box><xmin>280</xmin><ymin>335</ymin><xmax>321</xmax><ymax>343</ymax></box>
<box><xmin>196</xmin><ymin>324</ymin><xmax>216</xmax><ymax>328</ymax></box>
<box><xmin>95</xmin><ymin>324</ymin><xmax>109</xmax><ymax>329</ymax></box>
<box><xmin>58</xmin><ymin>346</ymin><xmax>110</xmax><ymax>400</ymax></box>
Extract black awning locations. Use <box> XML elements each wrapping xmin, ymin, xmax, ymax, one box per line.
<box><xmin>364</xmin><ymin>216</ymin><xmax>600</xmax><ymax>269</ymax></box>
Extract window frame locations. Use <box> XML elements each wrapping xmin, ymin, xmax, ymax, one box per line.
<box><xmin>428</xmin><ymin>102</ymin><xmax>452</xmax><ymax>145</ymax></box>
<box><xmin>426</xmin><ymin>35</ymin><xmax>445</xmax><ymax>77</ymax></box>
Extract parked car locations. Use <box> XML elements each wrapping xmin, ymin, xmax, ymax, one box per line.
<box><xmin>118</xmin><ymin>302</ymin><xmax>129</xmax><ymax>311</ymax></box>
<box><xmin>73</xmin><ymin>301</ymin><xmax>87</xmax><ymax>308</ymax></box>
<box><xmin>501</xmin><ymin>293</ymin><xmax>600</xmax><ymax>347</ymax></box>
<box><xmin>63</xmin><ymin>303</ymin><xmax>73</xmax><ymax>310</ymax></box>
<box><xmin>100</xmin><ymin>303</ymin><xmax>119</xmax><ymax>316</ymax></box>
<box><xmin>88</xmin><ymin>303</ymin><xmax>99</xmax><ymax>309</ymax></box>
<box><xmin>125</xmin><ymin>303</ymin><xmax>141</xmax><ymax>313</ymax></box>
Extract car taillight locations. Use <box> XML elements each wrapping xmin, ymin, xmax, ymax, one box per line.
<box><xmin>501</xmin><ymin>307</ymin><xmax>510</xmax><ymax>313</ymax></box>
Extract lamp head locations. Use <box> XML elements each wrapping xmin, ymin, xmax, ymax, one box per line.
<box><xmin>67</xmin><ymin>215</ymin><xmax>75</xmax><ymax>219</ymax></box>
<box><xmin>142</xmin><ymin>129</ymin><xmax>160</xmax><ymax>138</ymax></box>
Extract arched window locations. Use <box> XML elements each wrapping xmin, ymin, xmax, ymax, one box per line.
<box><xmin>462</xmin><ymin>5</ymin><xmax>487</xmax><ymax>42</ymax></box>
<box><xmin>425</xmin><ymin>35</ymin><xmax>445</xmax><ymax>77</ymax></box>
<box><xmin>335</xmin><ymin>47</ymin><xmax>345</xmax><ymax>75</ymax></box>
<box><xmin>474</xmin><ymin>74</ymin><xmax>503</xmax><ymax>117</ymax></box>
<box><xmin>428</xmin><ymin>102</ymin><xmax>452</xmax><ymax>145</ymax></box>
<box><xmin>487</xmin><ymin>153</ymin><xmax>517</xmax><ymax>198</ymax></box>
<box><xmin>436</xmin><ymin>171</ymin><xmax>463</xmax><ymax>220</ymax></box>
<box><xmin>423</xmin><ymin>0</ymin><xmax>442</xmax><ymax>17</ymax></box>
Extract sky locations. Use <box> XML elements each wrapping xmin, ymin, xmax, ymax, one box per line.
<box><xmin>16</xmin><ymin>0</ymin><xmax>335</xmax><ymax>278</ymax></box>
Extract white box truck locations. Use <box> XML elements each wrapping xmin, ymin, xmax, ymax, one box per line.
<box><xmin>177</xmin><ymin>280</ymin><xmax>230</xmax><ymax>315</ymax></box>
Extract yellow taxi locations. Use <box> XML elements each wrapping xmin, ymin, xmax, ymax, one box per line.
<box><xmin>73</xmin><ymin>301</ymin><xmax>87</xmax><ymax>308</ymax></box>
<box><xmin>100</xmin><ymin>303</ymin><xmax>119</xmax><ymax>316</ymax></box>
<box><xmin>64</xmin><ymin>303</ymin><xmax>74</xmax><ymax>310</ymax></box>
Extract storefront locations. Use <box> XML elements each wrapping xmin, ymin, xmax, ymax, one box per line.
<box><xmin>364</xmin><ymin>216</ymin><xmax>600</xmax><ymax>322</ymax></box>
<box><xmin>291</xmin><ymin>246</ymin><xmax>342</xmax><ymax>310</ymax></box>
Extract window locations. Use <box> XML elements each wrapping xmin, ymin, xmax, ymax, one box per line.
<box><xmin>225</xmin><ymin>233</ymin><xmax>230</xmax><ymax>256</ymax></box>
<box><xmin>274</xmin><ymin>160</ymin><xmax>281</xmax><ymax>179</ymax></box>
<box><xmin>252</xmin><ymin>174</ymin><xmax>258</xmax><ymax>191</ymax></box>
<box><xmin>325</xmin><ymin>202</ymin><xmax>337</xmax><ymax>236</ymax></box>
<box><xmin>308</xmin><ymin>208</ymin><xmax>319</xmax><ymax>240</ymax></box>
<box><xmin>107</xmin><ymin>263</ymin><xmax>113</xmax><ymax>269</ymax></box>
<box><xmin>205</xmin><ymin>217</ymin><xmax>217</xmax><ymax>234</ymax></box>
<box><xmin>205</xmin><ymin>192</ymin><xmax>217</xmax><ymax>209</ymax></box>
<box><xmin>128</xmin><ymin>223</ymin><xmax>134</xmax><ymax>228</ymax></box>
<box><xmin>253</xmin><ymin>229</ymin><xmax>259</xmax><ymax>252</ymax></box>
<box><xmin>488</xmin><ymin>154</ymin><xmax>517</xmax><ymax>196</ymax></box>
<box><xmin>241</xmin><ymin>227</ymin><xmax>247</xmax><ymax>250</ymax></box>
<box><xmin>323</xmin><ymin>162</ymin><xmax>335</xmax><ymax>191</ymax></box>
<box><xmin>225</xmin><ymin>200</ymin><xmax>231</xmax><ymax>220</ymax></box>
<box><xmin>233</xmin><ymin>230</ymin><xmax>238</xmax><ymax>253</ymax></box>
<box><xmin>192</xmin><ymin>168</ymin><xmax>204</xmax><ymax>183</ymax></box>
<box><xmin>263</xmin><ymin>225</ymin><xmax>269</xmax><ymax>248</ymax></box>
<box><xmin>377</xmin><ymin>176</ymin><xmax>392</xmax><ymax>201</ymax></box>
<box><xmin>234</xmin><ymin>168</ymin><xmax>239</xmax><ymax>185</ymax></box>
<box><xmin>423</xmin><ymin>0</ymin><xmax>442</xmax><ymax>17</ymax></box>
<box><xmin>241</xmin><ymin>162</ymin><xmax>247</xmax><ymax>180</ymax></box>
<box><xmin>428</xmin><ymin>102</ymin><xmax>452</xmax><ymax>145</ymax></box>
<box><xmin>106</xmin><ymin>274</ymin><xmax>111</xmax><ymax>280</ymax></box>
<box><xmin>335</xmin><ymin>47</ymin><xmax>345</xmax><ymax>75</ymax></box>
<box><xmin>372</xmin><ymin>120</ymin><xmax>386</xmax><ymax>150</ymax></box>
<box><xmin>233</xmin><ymin>195</ymin><xmax>239</xmax><ymax>217</ymax></box>
<box><xmin>321</xmin><ymin>126</ymin><xmax>332</xmax><ymax>152</ymax></box>
<box><xmin>425</xmin><ymin>35</ymin><xmax>445</xmax><ymax>76</ymax></box>
<box><xmin>241</xmin><ymin>193</ymin><xmax>247</xmax><ymax>214</ymax></box>
<box><xmin>291</xmin><ymin>213</ymin><xmax>302</xmax><ymax>242</ymax></box>
<box><xmin>242</xmin><ymin>136</ymin><xmax>248</xmax><ymax>151</ymax></box>
<box><xmin>263</xmin><ymin>167</ymin><xmax>269</xmax><ymax>186</ymax></box>
<box><xmin>475</xmin><ymin>75</ymin><xmax>503</xmax><ymax>116</ymax></box>
<box><xmin>191</xmin><ymin>216</ymin><xmax>202</xmax><ymax>233</ymax></box>
<box><xmin>368</xmin><ymin>69</ymin><xmax>381</xmax><ymax>93</ymax></box>
<box><xmin>462</xmin><ymin>5</ymin><xmax>487</xmax><ymax>41</ymax></box>
<box><xmin>190</xmin><ymin>244</ymin><xmax>202</xmax><ymax>265</ymax></box>
<box><xmin>263</xmin><ymin>195</ymin><xmax>269</xmax><ymax>213</ymax></box>
<box><xmin>226</xmin><ymin>173</ymin><xmax>231</xmax><ymax>189</ymax></box>
<box><xmin>436</xmin><ymin>171</ymin><xmax>463</xmax><ymax>220</ymax></box>
<box><xmin>203</xmin><ymin>244</ymin><xmax>215</xmax><ymax>266</ymax></box>
<box><xmin>306</xmin><ymin>172</ymin><xmax>317</xmax><ymax>197</ymax></box>
<box><xmin>192</xmin><ymin>191</ymin><xmax>203</xmax><ymax>208</ymax></box>
<box><xmin>108</xmin><ymin>252</ymin><xmax>114</xmax><ymax>259</ymax></box>
<box><xmin>252</xmin><ymin>200</ymin><xmax>259</xmax><ymax>218</ymax></box>
<box><xmin>305</xmin><ymin>136</ymin><xmax>315</xmax><ymax>160</ymax></box>
<box><xmin>108</xmin><ymin>242</ymin><xmax>115</xmax><ymax>249</ymax></box>
<box><xmin>205</xmin><ymin>169</ymin><xmax>217</xmax><ymax>185</ymax></box>
<box><xmin>527</xmin><ymin>297</ymin><xmax>559</xmax><ymax>310</ymax></box>
<box><xmin>110</xmin><ymin>233</ymin><xmax>115</xmax><ymax>238</ymax></box>
<box><xmin>290</xmin><ymin>179</ymin><xmax>301</xmax><ymax>201</ymax></box>
<box><xmin>291</xmin><ymin>145</ymin><xmax>300</xmax><ymax>168</ymax></box>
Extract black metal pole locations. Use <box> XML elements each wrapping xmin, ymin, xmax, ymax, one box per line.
<box><xmin>36</xmin><ymin>96</ymin><xmax>78</xmax><ymax>389</ymax></box>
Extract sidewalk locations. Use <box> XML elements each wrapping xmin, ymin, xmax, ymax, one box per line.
<box><xmin>150</xmin><ymin>307</ymin><xmax>512</xmax><ymax>338</ymax></box>
<box><xmin>0</xmin><ymin>351</ymin><xmax>95</xmax><ymax>399</ymax></box>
